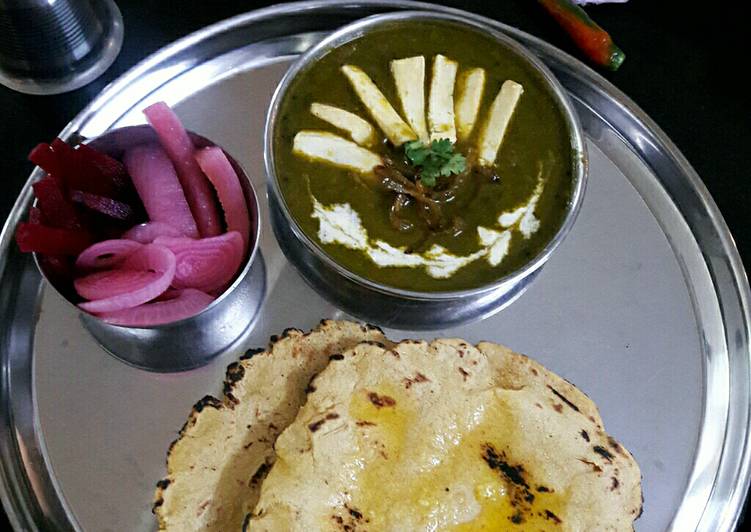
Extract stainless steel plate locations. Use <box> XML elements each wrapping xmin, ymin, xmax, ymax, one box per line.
<box><xmin>1</xmin><ymin>2</ymin><xmax>749</xmax><ymax>531</ymax></box>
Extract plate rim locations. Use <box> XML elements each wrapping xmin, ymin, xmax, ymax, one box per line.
<box><xmin>1</xmin><ymin>1</ymin><xmax>749</xmax><ymax>530</ymax></box>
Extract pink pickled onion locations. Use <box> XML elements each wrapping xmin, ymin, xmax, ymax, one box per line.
<box><xmin>123</xmin><ymin>222</ymin><xmax>185</xmax><ymax>244</ymax></box>
<box><xmin>143</xmin><ymin>102</ymin><xmax>222</xmax><ymax>237</ymax></box>
<box><xmin>76</xmin><ymin>239</ymin><xmax>142</xmax><ymax>270</ymax></box>
<box><xmin>96</xmin><ymin>289</ymin><xmax>215</xmax><ymax>326</ymax></box>
<box><xmin>154</xmin><ymin>231</ymin><xmax>243</xmax><ymax>293</ymax></box>
<box><xmin>75</xmin><ymin>270</ymin><xmax>163</xmax><ymax>301</ymax></box>
<box><xmin>123</xmin><ymin>144</ymin><xmax>199</xmax><ymax>238</ymax></box>
<box><xmin>78</xmin><ymin>244</ymin><xmax>175</xmax><ymax>313</ymax></box>
<box><xmin>194</xmin><ymin>146</ymin><xmax>251</xmax><ymax>254</ymax></box>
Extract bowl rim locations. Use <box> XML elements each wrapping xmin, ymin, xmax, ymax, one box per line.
<box><xmin>264</xmin><ymin>10</ymin><xmax>588</xmax><ymax>300</ymax></box>
<box><xmin>33</xmin><ymin>124</ymin><xmax>263</xmax><ymax>330</ymax></box>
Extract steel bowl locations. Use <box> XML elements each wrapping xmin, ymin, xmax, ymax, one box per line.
<box><xmin>34</xmin><ymin>125</ymin><xmax>265</xmax><ymax>372</ymax></box>
<box><xmin>265</xmin><ymin>10</ymin><xmax>587</xmax><ymax>330</ymax></box>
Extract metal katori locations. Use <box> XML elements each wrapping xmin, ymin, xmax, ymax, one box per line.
<box><xmin>0</xmin><ymin>2</ymin><xmax>749</xmax><ymax>531</ymax></box>
<box><xmin>265</xmin><ymin>11</ymin><xmax>588</xmax><ymax>330</ymax></box>
<box><xmin>35</xmin><ymin>125</ymin><xmax>266</xmax><ymax>372</ymax></box>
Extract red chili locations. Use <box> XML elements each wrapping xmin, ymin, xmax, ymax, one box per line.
<box><xmin>538</xmin><ymin>0</ymin><xmax>625</xmax><ymax>71</ymax></box>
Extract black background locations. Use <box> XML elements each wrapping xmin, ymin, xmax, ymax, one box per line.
<box><xmin>0</xmin><ymin>0</ymin><xmax>748</xmax><ymax>529</ymax></box>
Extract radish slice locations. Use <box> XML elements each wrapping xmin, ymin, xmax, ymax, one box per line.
<box><xmin>75</xmin><ymin>270</ymin><xmax>163</xmax><ymax>301</ymax></box>
<box><xmin>123</xmin><ymin>222</ymin><xmax>185</xmax><ymax>244</ymax></box>
<box><xmin>194</xmin><ymin>147</ymin><xmax>251</xmax><ymax>253</ymax></box>
<box><xmin>124</xmin><ymin>144</ymin><xmax>199</xmax><ymax>238</ymax></box>
<box><xmin>76</xmin><ymin>239</ymin><xmax>142</xmax><ymax>270</ymax></box>
<box><xmin>78</xmin><ymin>244</ymin><xmax>176</xmax><ymax>313</ymax></box>
<box><xmin>143</xmin><ymin>102</ymin><xmax>222</xmax><ymax>237</ymax></box>
<box><xmin>97</xmin><ymin>289</ymin><xmax>215</xmax><ymax>326</ymax></box>
<box><xmin>154</xmin><ymin>231</ymin><xmax>243</xmax><ymax>293</ymax></box>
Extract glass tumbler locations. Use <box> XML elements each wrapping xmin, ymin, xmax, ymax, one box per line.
<box><xmin>0</xmin><ymin>0</ymin><xmax>123</xmax><ymax>95</ymax></box>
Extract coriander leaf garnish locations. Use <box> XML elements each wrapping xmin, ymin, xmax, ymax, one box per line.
<box><xmin>404</xmin><ymin>138</ymin><xmax>467</xmax><ymax>187</ymax></box>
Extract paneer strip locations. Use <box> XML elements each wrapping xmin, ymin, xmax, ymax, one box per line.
<box><xmin>477</xmin><ymin>80</ymin><xmax>524</xmax><ymax>166</ymax></box>
<box><xmin>310</xmin><ymin>103</ymin><xmax>376</xmax><ymax>147</ymax></box>
<box><xmin>293</xmin><ymin>131</ymin><xmax>382</xmax><ymax>174</ymax></box>
<box><xmin>341</xmin><ymin>65</ymin><xmax>416</xmax><ymax>146</ymax></box>
<box><xmin>390</xmin><ymin>56</ymin><xmax>429</xmax><ymax>143</ymax></box>
<box><xmin>455</xmin><ymin>67</ymin><xmax>486</xmax><ymax>141</ymax></box>
<box><xmin>428</xmin><ymin>54</ymin><xmax>459</xmax><ymax>143</ymax></box>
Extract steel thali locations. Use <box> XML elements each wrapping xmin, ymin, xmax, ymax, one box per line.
<box><xmin>0</xmin><ymin>1</ymin><xmax>749</xmax><ymax>531</ymax></box>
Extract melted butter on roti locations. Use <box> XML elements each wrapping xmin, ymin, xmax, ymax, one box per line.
<box><xmin>249</xmin><ymin>340</ymin><xmax>642</xmax><ymax>531</ymax></box>
<box><xmin>349</xmin><ymin>387</ymin><xmax>568</xmax><ymax>530</ymax></box>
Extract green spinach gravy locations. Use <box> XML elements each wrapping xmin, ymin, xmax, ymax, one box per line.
<box><xmin>274</xmin><ymin>21</ymin><xmax>574</xmax><ymax>292</ymax></box>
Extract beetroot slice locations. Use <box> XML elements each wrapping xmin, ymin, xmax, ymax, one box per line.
<box><xmin>123</xmin><ymin>144</ymin><xmax>199</xmax><ymax>238</ymax></box>
<box><xmin>28</xmin><ymin>207</ymin><xmax>45</xmax><ymax>225</ymax></box>
<box><xmin>75</xmin><ymin>270</ymin><xmax>163</xmax><ymax>301</ymax></box>
<box><xmin>154</xmin><ymin>231</ymin><xmax>244</xmax><ymax>293</ymax></box>
<box><xmin>123</xmin><ymin>222</ymin><xmax>185</xmax><ymax>244</ymax></box>
<box><xmin>97</xmin><ymin>288</ymin><xmax>215</xmax><ymax>326</ymax></box>
<box><xmin>76</xmin><ymin>239</ymin><xmax>142</xmax><ymax>271</ymax></box>
<box><xmin>33</xmin><ymin>177</ymin><xmax>81</xmax><ymax>229</ymax></box>
<box><xmin>16</xmin><ymin>223</ymin><xmax>91</xmax><ymax>255</ymax></box>
<box><xmin>74</xmin><ymin>143</ymin><xmax>128</xmax><ymax>189</ymax></box>
<box><xmin>143</xmin><ymin>102</ymin><xmax>222</xmax><ymax>237</ymax></box>
<box><xmin>78</xmin><ymin>244</ymin><xmax>176</xmax><ymax>313</ymax></box>
<box><xmin>29</xmin><ymin>143</ymin><xmax>63</xmax><ymax>176</ymax></box>
<box><xmin>70</xmin><ymin>190</ymin><xmax>134</xmax><ymax>221</ymax></box>
<box><xmin>48</xmin><ymin>138</ymin><xmax>126</xmax><ymax>198</ymax></box>
<box><xmin>194</xmin><ymin>147</ymin><xmax>251</xmax><ymax>254</ymax></box>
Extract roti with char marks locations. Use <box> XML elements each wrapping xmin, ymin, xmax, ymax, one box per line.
<box><xmin>153</xmin><ymin>320</ymin><xmax>389</xmax><ymax>531</ymax></box>
<box><xmin>248</xmin><ymin>339</ymin><xmax>642</xmax><ymax>531</ymax></box>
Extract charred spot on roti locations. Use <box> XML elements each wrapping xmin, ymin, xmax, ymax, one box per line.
<box><xmin>547</xmin><ymin>385</ymin><xmax>581</xmax><ymax>413</ymax></box>
<box><xmin>308</xmin><ymin>419</ymin><xmax>326</xmax><ymax>432</ymax></box>
<box><xmin>329</xmin><ymin>353</ymin><xmax>345</xmax><ymax>361</ymax></box>
<box><xmin>193</xmin><ymin>395</ymin><xmax>223</xmax><ymax>413</ymax></box>
<box><xmin>608</xmin><ymin>436</ymin><xmax>626</xmax><ymax>456</ymax></box>
<box><xmin>308</xmin><ymin>412</ymin><xmax>341</xmax><ymax>432</ymax></box>
<box><xmin>458</xmin><ymin>367</ymin><xmax>470</xmax><ymax>380</ymax></box>
<box><xmin>611</xmin><ymin>476</ymin><xmax>620</xmax><ymax>491</ymax></box>
<box><xmin>481</xmin><ymin>443</ymin><xmax>530</xmax><ymax>490</ymax></box>
<box><xmin>553</xmin><ymin>403</ymin><xmax>563</xmax><ymax>413</ymax></box>
<box><xmin>403</xmin><ymin>372</ymin><xmax>430</xmax><ymax>389</ymax></box>
<box><xmin>580</xmin><ymin>429</ymin><xmax>590</xmax><ymax>442</ymax></box>
<box><xmin>282</xmin><ymin>327</ymin><xmax>303</xmax><ymax>338</ymax></box>
<box><xmin>367</xmin><ymin>391</ymin><xmax>396</xmax><ymax>408</ymax></box>
<box><xmin>536</xmin><ymin>485</ymin><xmax>552</xmax><ymax>493</ymax></box>
<box><xmin>241</xmin><ymin>513</ymin><xmax>252</xmax><ymax>532</ymax></box>
<box><xmin>362</xmin><ymin>323</ymin><xmax>384</xmax><ymax>334</ymax></box>
<box><xmin>346</xmin><ymin>504</ymin><xmax>365</xmax><ymax>521</ymax></box>
<box><xmin>240</xmin><ymin>346</ymin><xmax>264</xmax><ymax>360</ymax></box>
<box><xmin>250</xmin><ymin>461</ymin><xmax>272</xmax><ymax>487</ymax></box>
<box><xmin>360</xmin><ymin>340</ymin><xmax>387</xmax><ymax>349</ymax></box>
<box><xmin>544</xmin><ymin>509</ymin><xmax>563</xmax><ymax>524</ymax></box>
<box><xmin>593</xmin><ymin>445</ymin><xmax>615</xmax><ymax>462</ymax></box>
<box><xmin>579</xmin><ymin>458</ymin><xmax>603</xmax><ymax>473</ymax></box>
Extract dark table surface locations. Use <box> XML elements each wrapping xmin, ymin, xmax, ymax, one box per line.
<box><xmin>1</xmin><ymin>0</ymin><xmax>748</xmax><ymax>529</ymax></box>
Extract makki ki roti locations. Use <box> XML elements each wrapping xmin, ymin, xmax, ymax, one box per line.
<box><xmin>153</xmin><ymin>320</ymin><xmax>389</xmax><ymax>531</ymax></box>
<box><xmin>248</xmin><ymin>339</ymin><xmax>642</xmax><ymax>531</ymax></box>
